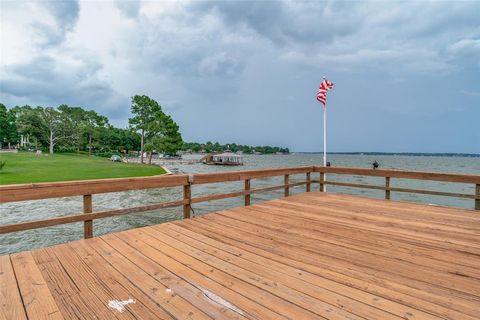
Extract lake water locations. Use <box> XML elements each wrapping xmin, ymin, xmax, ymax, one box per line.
<box><xmin>1</xmin><ymin>154</ymin><xmax>479</xmax><ymax>254</ymax></box>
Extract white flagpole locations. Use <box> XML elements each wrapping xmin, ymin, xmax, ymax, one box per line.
<box><xmin>323</xmin><ymin>105</ymin><xmax>327</xmax><ymax>167</ymax></box>
<box><xmin>323</xmin><ymin>103</ymin><xmax>327</xmax><ymax>192</ymax></box>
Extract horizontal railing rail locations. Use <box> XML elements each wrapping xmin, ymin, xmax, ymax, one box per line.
<box><xmin>0</xmin><ymin>166</ymin><xmax>478</xmax><ymax>240</ymax></box>
<box><xmin>315</xmin><ymin>166</ymin><xmax>480</xmax><ymax>184</ymax></box>
<box><xmin>314</xmin><ymin>166</ymin><xmax>480</xmax><ymax>206</ymax></box>
<box><xmin>0</xmin><ymin>175</ymin><xmax>190</xmax><ymax>203</ymax></box>
<box><xmin>192</xmin><ymin>166</ymin><xmax>314</xmax><ymax>184</ymax></box>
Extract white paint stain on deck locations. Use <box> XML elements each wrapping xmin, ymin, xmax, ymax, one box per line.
<box><xmin>200</xmin><ymin>287</ymin><xmax>245</xmax><ymax>316</ymax></box>
<box><xmin>108</xmin><ymin>298</ymin><xmax>136</xmax><ymax>312</ymax></box>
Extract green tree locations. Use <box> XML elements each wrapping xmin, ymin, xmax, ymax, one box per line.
<box><xmin>129</xmin><ymin>95</ymin><xmax>161</xmax><ymax>164</ymax></box>
<box><xmin>83</xmin><ymin>111</ymin><xmax>108</xmax><ymax>154</ymax></box>
<box><xmin>57</xmin><ymin>105</ymin><xmax>85</xmax><ymax>151</ymax></box>
<box><xmin>159</xmin><ymin>115</ymin><xmax>183</xmax><ymax>155</ymax></box>
<box><xmin>43</xmin><ymin>107</ymin><xmax>74</xmax><ymax>154</ymax></box>
<box><xmin>0</xmin><ymin>104</ymin><xmax>18</xmax><ymax>148</ymax></box>
<box><xmin>143</xmin><ymin>105</ymin><xmax>183</xmax><ymax>163</ymax></box>
<box><xmin>56</xmin><ymin>105</ymin><xmax>109</xmax><ymax>153</ymax></box>
<box><xmin>121</xmin><ymin>129</ymin><xmax>141</xmax><ymax>154</ymax></box>
<box><xmin>0</xmin><ymin>104</ymin><xmax>8</xmax><ymax>148</ymax></box>
<box><xmin>145</xmin><ymin>113</ymin><xmax>183</xmax><ymax>163</ymax></box>
<box><xmin>16</xmin><ymin>105</ymin><xmax>48</xmax><ymax>149</ymax></box>
<box><xmin>17</xmin><ymin>106</ymin><xmax>74</xmax><ymax>154</ymax></box>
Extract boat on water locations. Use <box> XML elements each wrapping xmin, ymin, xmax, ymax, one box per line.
<box><xmin>202</xmin><ymin>152</ymin><xmax>243</xmax><ymax>166</ymax></box>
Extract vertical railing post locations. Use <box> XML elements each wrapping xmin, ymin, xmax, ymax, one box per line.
<box><xmin>183</xmin><ymin>179</ymin><xmax>191</xmax><ymax>219</ymax></box>
<box><xmin>385</xmin><ymin>177</ymin><xmax>391</xmax><ymax>200</ymax></box>
<box><xmin>83</xmin><ymin>194</ymin><xmax>93</xmax><ymax>239</ymax></box>
<box><xmin>475</xmin><ymin>184</ymin><xmax>480</xmax><ymax>210</ymax></box>
<box><xmin>320</xmin><ymin>172</ymin><xmax>325</xmax><ymax>192</ymax></box>
<box><xmin>306</xmin><ymin>172</ymin><xmax>311</xmax><ymax>192</ymax></box>
<box><xmin>245</xmin><ymin>179</ymin><xmax>251</xmax><ymax>206</ymax></box>
<box><xmin>284</xmin><ymin>175</ymin><xmax>289</xmax><ymax>197</ymax></box>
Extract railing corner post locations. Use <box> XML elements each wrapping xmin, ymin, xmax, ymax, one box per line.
<box><xmin>83</xmin><ymin>194</ymin><xmax>93</xmax><ymax>239</ymax></box>
<box><xmin>183</xmin><ymin>178</ymin><xmax>192</xmax><ymax>219</ymax></box>
<box><xmin>320</xmin><ymin>172</ymin><xmax>325</xmax><ymax>192</ymax></box>
<box><xmin>245</xmin><ymin>179</ymin><xmax>251</xmax><ymax>206</ymax></box>
<box><xmin>385</xmin><ymin>177</ymin><xmax>391</xmax><ymax>200</ymax></box>
<box><xmin>475</xmin><ymin>184</ymin><xmax>480</xmax><ymax>211</ymax></box>
<box><xmin>284</xmin><ymin>175</ymin><xmax>289</xmax><ymax>197</ymax></box>
<box><xmin>306</xmin><ymin>172</ymin><xmax>311</xmax><ymax>192</ymax></box>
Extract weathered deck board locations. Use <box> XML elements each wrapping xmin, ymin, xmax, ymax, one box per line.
<box><xmin>10</xmin><ymin>252</ymin><xmax>63</xmax><ymax>319</ymax></box>
<box><xmin>0</xmin><ymin>256</ymin><xmax>27</xmax><ymax>320</ymax></box>
<box><xmin>1</xmin><ymin>192</ymin><xmax>479</xmax><ymax>319</ymax></box>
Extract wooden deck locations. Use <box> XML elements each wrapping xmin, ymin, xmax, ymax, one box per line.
<box><xmin>2</xmin><ymin>192</ymin><xmax>480</xmax><ymax>319</ymax></box>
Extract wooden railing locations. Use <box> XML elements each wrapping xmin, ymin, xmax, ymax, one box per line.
<box><xmin>316</xmin><ymin>167</ymin><xmax>480</xmax><ymax>206</ymax></box>
<box><xmin>0</xmin><ymin>166</ymin><xmax>479</xmax><ymax>238</ymax></box>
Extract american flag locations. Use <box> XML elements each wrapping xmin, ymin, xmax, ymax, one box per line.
<box><xmin>316</xmin><ymin>78</ymin><xmax>334</xmax><ymax>108</ymax></box>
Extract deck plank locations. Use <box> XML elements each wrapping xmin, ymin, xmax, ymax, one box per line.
<box><xmin>175</xmin><ymin>216</ymin><xmax>480</xmax><ymax>318</ymax></box>
<box><xmin>155</xmin><ymin>223</ymin><xmax>433</xmax><ymax>320</ymax></box>
<box><xmin>233</xmin><ymin>203</ymin><xmax>480</xmax><ymax>268</ymax></box>
<box><xmin>197</xmin><ymin>212</ymin><xmax>480</xmax><ymax>303</ymax></box>
<box><xmin>122</xmin><ymin>228</ymin><xmax>324</xmax><ymax>320</ymax></box>
<box><xmin>192</xmin><ymin>215</ymin><xmax>480</xmax><ymax>305</ymax></box>
<box><xmin>215</xmin><ymin>205</ymin><xmax>480</xmax><ymax>279</ymax></box>
<box><xmin>142</xmin><ymin>226</ymin><xmax>367</xmax><ymax>320</ymax></box>
<box><xmin>2</xmin><ymin>192</ymin><xmax>480</xmax><ymax>319</ymax></box>
<box><xmin>0</xmin><ymin>255</ymin><xmax>27</xmax><ymax>320</ymax></box>
<box><xmin>78</xmin><ymin>236</ymin><xmax>217</xmax><ymax>320</ymax></box>
<box><xmin>175</xmin><ymin>218</ymin><xmax>478</xmax><ymax>320</ymax></box>
<box><xmin>10</xmin><ymin>251</ymin><xmax>63</xmax><ymax>319</ymax></box>
<box><xmin>255</xmin><ymin>199</ymin><xmax>480</xmax><ymax>254</ymax></box>
<box><xmin>267</xmin><ymin>197</ymin><xmax>480</xmax><ymax>245</ymax></box>
<box><xmin>95</xmin><ymin>234</ymin><xmax>248</xmax><ymax>320</ymax></box>
<box><xmin>113</xmin><ymin>230</ymin><xmax>289</xmax><ymax>320</ymax></box>
<box><xmin>32</xmin><ymin>247</ymin><xmax>123</xmax><ymax>320</ymax></box>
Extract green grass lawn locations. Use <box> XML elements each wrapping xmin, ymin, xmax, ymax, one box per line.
<box><xmin>0</xmin><ymin>152</ymin><xmax>166</xmax><ymax>185</ymax></box>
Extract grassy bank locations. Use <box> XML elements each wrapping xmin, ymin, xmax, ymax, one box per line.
<box><xmin>0</xmin><ymin>152</ymin><xmax>166</xmax><ymax>185</ymax></box>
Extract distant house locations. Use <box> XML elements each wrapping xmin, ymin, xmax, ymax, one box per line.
<box><xmin>20</xmin><ymin>135</ymin><xmax>30</xmax><ymax>148</ymax></box>
<box><xmin>202</xmin><ymin>152</ymin><xmax>243</xmax><ymax>166</ymax></box>
<box><xmin>1</xmin><ymin>134</ymin><xmax>28</xmax><ymax>151</ymax></box>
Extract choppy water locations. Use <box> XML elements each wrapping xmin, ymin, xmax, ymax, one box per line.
<box><xmin>1</xmin><ymin>154</ymin><xmax>479</xmax><ymax>254</ymax></box>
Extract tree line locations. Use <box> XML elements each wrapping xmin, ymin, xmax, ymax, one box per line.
<box><xmin>1</xmin><ymin>94</ymin><xmax>289</xmax><ymax>162</ymax></box>
<box><xmin>182</xmin><ymin>142</ymin><xmax>289</xmax><ymax>154</ymax></box>
<box><xmin>0</xmin><ymin>95</ymin><xmax>183</xmax><ymax>163</ymax></box>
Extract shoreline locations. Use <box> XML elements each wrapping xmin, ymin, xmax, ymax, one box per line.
<box><xmin>293</xmin><ymin>152</ymin><xmax>480</xmax><ymax>157</ymax></box>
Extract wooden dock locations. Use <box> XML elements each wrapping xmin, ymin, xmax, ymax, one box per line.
<box><xmin>2</xmin><ymin>192</ymin><xmax>479</xmax><ymax>319</ymax></box>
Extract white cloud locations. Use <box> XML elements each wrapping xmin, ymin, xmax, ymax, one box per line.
<box><xmin>449</xmin><ymin>39</ymin><xmax>480</xmax><ymax>54</ymax></box>
<box><xmin>0</xmin><ymin>2</ymin><xmax>55</xmax><ymax>64</ymax></box>
<box><xmin>197</xmin><ymin>52</ymin><xmax>242</xmax><ymax>77</ymax></box>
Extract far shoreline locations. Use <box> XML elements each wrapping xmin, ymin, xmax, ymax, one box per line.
<box><xmin>292</xmin><ymin>152</ymin><xmax>480</xmax><ymax>158</ymax></box>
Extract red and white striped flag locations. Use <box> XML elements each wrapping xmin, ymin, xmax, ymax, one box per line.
<box><xmin>316</xmin><ymin>78</ymin><xmax>334</xmax><ymax>108</ymax></box>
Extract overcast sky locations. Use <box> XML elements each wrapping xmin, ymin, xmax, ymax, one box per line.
<box><xmin>1</xmin><ymin>0</ymin><xmax>479</xmax><ymax>153</ymax></box>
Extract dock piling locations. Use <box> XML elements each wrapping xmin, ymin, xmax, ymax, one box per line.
<box><xmin>245</xmin><ymin>179</ymin><xmax>251</xmax><ymax>206</ymax></box>
<box><xmin>385</xmin><ymin>177</ymin><xmax>391</xmax><ymax>200</ymax></box>
<box><xmin>284</xmin><ymin>175</ymin><xmax>289</xmax><ymax>197</ymax></box>
<box><xmin>475</xmin><ymin>184</ymin><xmax>480</xmax><ymax>210</ymax></box>
<box><xmin>320</xmin><ymin>172</ymin><xmax>325</xmax><ymax>192</ymax></box>
<box><xmin>83</xmin><ymin>194</ymin><xmax>93</xmax><ymax>238</ymax></box>
<box><xmin>183</xmin><ymin>180</ymin><xmax>191</xmax><ymax>219</ymax></box>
